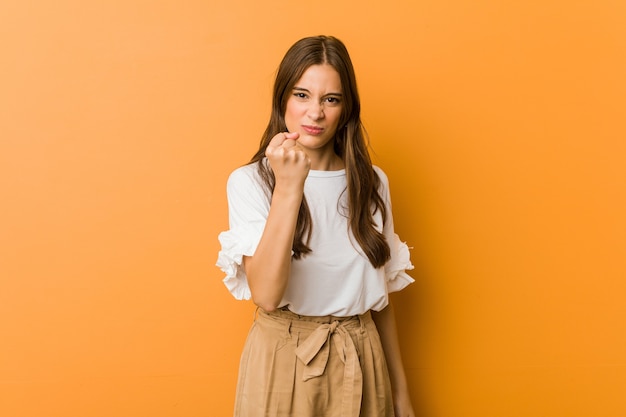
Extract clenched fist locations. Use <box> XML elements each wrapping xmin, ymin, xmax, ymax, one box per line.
<box><xmin>265</xmin><ymin>132</ymin><xmax>310</xmax><ymax>192</ymax></box>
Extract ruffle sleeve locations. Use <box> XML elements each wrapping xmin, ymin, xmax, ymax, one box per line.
<box><xmin>384</xmin><ymin>233</ymin><xmax>415</xmax><ymax>293</ymax></box>
<box><xmin>373</xmin><ymin>166</ymin><xmax>415</xmax><ymax>293</ymax></box>
<box><xmin>216</xmin><ymin>227</ymin><xmax>263</xmax><ymax>300</ymax></box>
<box><xmin>215</xmin><ymin>164</ymin><xmax>270</xmax><ymax>300</ymax></box>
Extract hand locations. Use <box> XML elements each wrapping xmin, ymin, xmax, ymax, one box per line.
<box><xmin>393</xmin><ymin>392</ymin><xmax>416</xmax><ymax>417</ymax></box>
<box><xmin>265</xmin><ymin>132</ymin><xmax>310</xmax><ymax>191</ymax></box>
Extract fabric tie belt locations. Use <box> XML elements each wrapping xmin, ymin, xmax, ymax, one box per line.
<box><xmin>294</xmin><ymin>319</ymin><xmax>363</xmax><ymax>417</ymax></box>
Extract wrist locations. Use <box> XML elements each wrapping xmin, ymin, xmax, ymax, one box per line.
<box><xmin>272</xmin><ymin>184</ymin><xmax>304</xmax><ymax>202</ymax></box>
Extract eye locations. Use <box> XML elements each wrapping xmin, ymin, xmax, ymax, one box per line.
<box><xmin>293</xmin><ymin>92</ymin><xmax>308</xmax><ymax>99</ymax></box>
<box><xmin>325</xmin><ymin>96</ymin><xmax>341</xmax><ymax>105</ymax></box>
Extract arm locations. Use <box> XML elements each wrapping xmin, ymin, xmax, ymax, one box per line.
<box><xmin>243</xmin><ymin>132</ymin><xmax>309</xmax><ymax>312</ymax></box>
<box><xmin>372</xmin><ymin>301</ymin><xmax>415</xmax><ymax>417</ymax></box>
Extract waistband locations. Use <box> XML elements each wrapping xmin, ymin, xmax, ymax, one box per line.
<box><xmin>258</xmin><ymin>306</ymin><xmax>371</xmax><ymax>328</ymax></box>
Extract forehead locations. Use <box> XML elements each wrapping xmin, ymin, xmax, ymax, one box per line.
<box><xmin>294</xmin><ymin>64</ymin><xmax>342</xmax><ymax>92</ymax></box>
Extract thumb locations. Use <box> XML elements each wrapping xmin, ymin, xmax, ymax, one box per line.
<box><xmin>284</xmin><ymin>131</ymin><xmax>299</xmax><ymax>140</ymax></box>
<box><xmin>268</xmin><ymin>131</ymin><xmax>300</xmax><ymax>148</ymax></box>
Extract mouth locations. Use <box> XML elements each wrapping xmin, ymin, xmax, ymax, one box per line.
<box><xmin>302</xmin><ymin>125</ymin><xmax>324</xmax><ymax>135</ymax></box>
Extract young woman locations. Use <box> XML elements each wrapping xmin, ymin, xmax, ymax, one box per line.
<box><xmin>217</xmin><ymin>35</ymin><xmax>415</xmax><ymax>417</ymax></box>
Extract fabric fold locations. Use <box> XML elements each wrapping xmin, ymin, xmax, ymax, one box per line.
<box><xmin>384</xmin><ymin>234</ymin><xmax>415</xmax><ymax>293</ymax></box>
<box><xmin>216</xmin><ymin>227</ymin><xmax>263</xmax><ymax>300</ymax></box>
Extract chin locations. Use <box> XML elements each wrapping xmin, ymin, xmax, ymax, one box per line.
<box><xmin>299</xmin><ymin>137</ymin><xmax>332</xmax><ymax>149</ymax></box>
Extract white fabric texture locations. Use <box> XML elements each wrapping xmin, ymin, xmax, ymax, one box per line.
<box><xmin>216</xmin><ymin>162</ymin><xmax>414</xmax><ymax>317</ymax></box>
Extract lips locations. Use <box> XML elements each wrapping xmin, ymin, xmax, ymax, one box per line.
<box><xmin>302</xmin><ymin>125</ymin><xmax>324</xmax><ymax>135</ymax></box>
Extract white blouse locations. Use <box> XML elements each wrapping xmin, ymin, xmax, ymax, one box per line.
<box><xmin>216</xmin><ymin>162</ymin><xmax>414</xmax><ymax>317</ymax></box>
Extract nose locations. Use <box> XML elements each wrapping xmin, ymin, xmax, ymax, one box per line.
<box><xmin>307</xmin><ymin>101</ymin><xmax>325</xmax><ymax>121</ymax></box>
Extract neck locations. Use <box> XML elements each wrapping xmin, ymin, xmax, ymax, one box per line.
<box><xmin>309</xmin><ymin>152</ymin><xmax>344</xmax><ymax>171</ymax></box>
<box><xmin>304</xmin><ymin>139</ymin><xmax>344</xmax><ymax>171</ymax></box>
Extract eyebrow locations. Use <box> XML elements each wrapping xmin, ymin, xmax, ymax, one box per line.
<box><xmin>293</xmin><ymin>87</ymin><xmax>343</xmax><ymax>97</ymax></box>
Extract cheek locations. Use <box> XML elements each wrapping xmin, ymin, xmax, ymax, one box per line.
<box><xmin>328</xmin><ymin>109</ymin><xmax>343</xmax><ymax>127</ymax></box>
<box><xmin>283</xmin><ymin>101</ymin><xmax>297</xmax><ymax>124</ymax></box>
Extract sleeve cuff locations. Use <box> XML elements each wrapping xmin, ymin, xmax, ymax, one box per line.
<box><xmin>385</xmin><ymin>235</ymin><xmax>415</xmax><ymax>293</ymax></box>
<box><xmin>216</xmin><ymin>230</ymin><xmax>259</xmax><ymax>300</ymax></box>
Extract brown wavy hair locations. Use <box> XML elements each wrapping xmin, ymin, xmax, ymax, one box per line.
<box><xmin>249</xmin><ymin>35</ymin><xmax>390</xmax><ymax>268</ymax></box>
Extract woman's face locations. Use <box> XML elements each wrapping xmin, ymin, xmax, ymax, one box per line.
<box><xmin>284</xmin><ymin>64</ymin><xmax>343</xmax><ymax>157</ymax></box>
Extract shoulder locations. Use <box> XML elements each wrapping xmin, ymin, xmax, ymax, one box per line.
<box><xmin>372</xmin><ymin>165</ymin><xmax>392</xmax><ymax>201</ymax></box>
<box><xmin>372</xmin><ymin>165</ymin><xmax>390</xmax><ymax>185</ymax></box>
<box><xmin>226</xmin><ymin>160</ymin><xmax>272</xmax><ymax>202</ymax></box>
<box><xmin>227</xmin><ymin>162</ymin><xmax>263</xmax><ymax>188</ymax></box>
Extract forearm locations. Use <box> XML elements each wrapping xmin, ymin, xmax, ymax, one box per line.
<box><xmin>243</xmin><ymin>186</ymin><xmax>302</xmax><ymax>311</ymax></box>
<box><xmin>372</xmin><ymin>301</ymin><xmax>413</xmax><ymax>414</ymax></box>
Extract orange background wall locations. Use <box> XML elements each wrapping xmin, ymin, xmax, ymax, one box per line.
<box><xmin>1</xmin><ymin>1</ymin><xmax>625</xmax><ymax>416</ymax></box>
